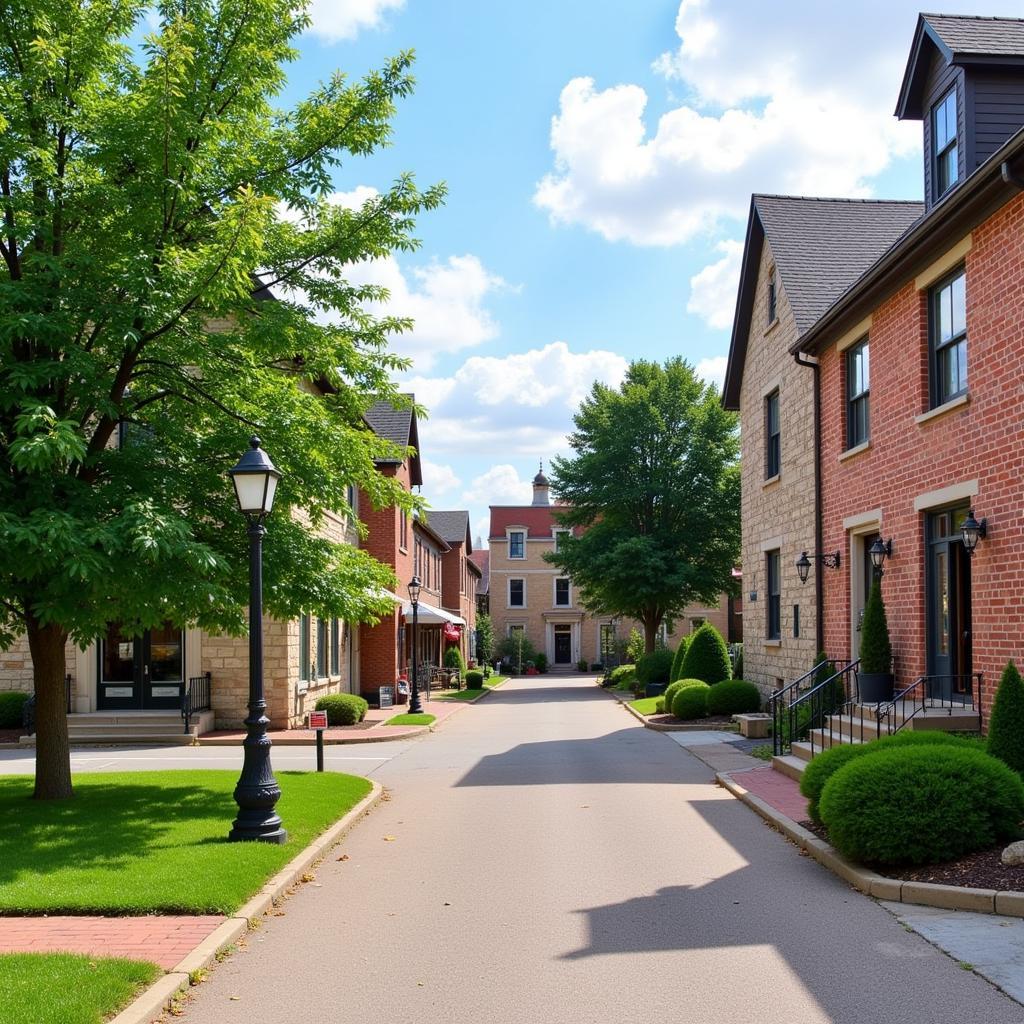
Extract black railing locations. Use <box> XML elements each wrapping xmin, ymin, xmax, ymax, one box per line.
<box><xmin>876</xmin><ymin>673</ymin><xmax>983</xmax><ymax>736</ymax></box>
<box><xmin>181</xmin><ymin>672</ymin><xmax>212</xmax><ymax>734</ymax></box>
<box><xmin>771</xmin><ymin>659</ymin><xmax>858</xmax><ymax>756</ymax></box>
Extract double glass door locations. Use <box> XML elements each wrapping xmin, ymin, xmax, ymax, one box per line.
<box><xmin>99</xmin><ymin>623</ymin><xmax>184</xmax><ymax>710</ymax></box>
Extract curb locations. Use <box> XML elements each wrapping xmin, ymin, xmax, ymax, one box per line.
<box><xmin>716</xmin><ymin>770</ymin><xmax>1024</xmax><ymax>917</ymax></box>
<box><xmin>107</xmin><ymin>781</ymin><xmax>384</xmax><ymax>1024</ymax></box>
<box><xmin>620</xmin><ymin>700</ymin><xmax>738</xmax><ymax>732</ymax></box>
<box><xmin>197</xmin><ymin>729</ymin><xmax>429</xmax><ymax>746</ymax></box>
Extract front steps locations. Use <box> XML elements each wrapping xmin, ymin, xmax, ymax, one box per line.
<box><xmin>771</xmin><ymin>702</ymin><xmax>980</xmax><ymax>779</ymax></box>
<box><xmin>20</xmin><ymin>710</ymin><xmax>215</xmax><ymax>747</ymax></box>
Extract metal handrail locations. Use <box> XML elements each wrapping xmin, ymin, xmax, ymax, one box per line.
<box><xmin>181</xmin><ymin>672</ymin><xmax>212</xmax><ymax>734</ymax></box>
<box><xmin>770</xmin><ymin>658</ymin><xmax>857</xmax><ymax>756</ymax></box>
<box><xmin>876</xmin><ymin>672</ymin><xmax>983</xmax><ymax>736</ymax></box>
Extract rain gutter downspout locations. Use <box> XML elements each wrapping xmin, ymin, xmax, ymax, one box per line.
<box><xmin>793</xmin><ymin>349</ymin><xmax>824</xmax><ymax>655</ymax></box>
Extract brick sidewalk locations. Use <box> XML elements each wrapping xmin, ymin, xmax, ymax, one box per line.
<box><xmin>732</xmin><ymin>765</ymin><xmax>809</xmax><ymax>822</ymax></box>
<box><xmin>0</xmin><ymin>915</ymin><xmax>224</xmax><ymax>969</ymax></box>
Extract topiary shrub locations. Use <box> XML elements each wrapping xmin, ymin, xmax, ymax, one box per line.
<box><xmin>673</xmin><ymin>681</ymin><xmax>710</xmax><ymax>720</ymax></box>
<box><xmin>679</xmin><ymin>624</ymin><xmax>732</xmax><ymax>685</ymax></box>
<box><xmin>706</xmin><ymin>680</ymin><xmax>761</xmax><ymax>716</ymax></box>
<box><xmin>800</xmin><ymin>730</ymin><xmax>985</xmax><ymax>824</ymax></box>
<box><xmin>662</xmin><ymin>680</ymin><xmax>685</xmax><ymax>717</ymax></box>
<box><xmin>0</xmin><ymin>691</ymin><xmax>29</xmax><ymax>728</ymax></box>
<box><xmin>819</xmin><ymin>744</ymin><xmax>1024</xmax><ymax>866</ymax></box>
<box><xmin>988</xmin><ymin>660</ymin><xmax>1024</xmax><ymax>775</ymax></box>
<box><xmin>535</xmin><ymin>652</ymin><xmax>548</xmax><ymax>674</ymax></box>
<box><xmin>465</xmin><ymin>669</ymin><xmax>484</xmax><ymax>688</ymax></box>
<box><xmin>670</xmin><ymin>635</ymin><xmax>691</xmax><ymax>683</ymax></box>
<box><xmin>315</xmin><ymin>693</ymin><xmax>368</xmax><ymax>726</ymax></box>
<box><xmin>636</xmin><ymin>648</ymin><xmax>675</xmax><ymax>687</ymax></box>
<box><xmin>444</xmin><ymin>646</ymin><xmax>467</xmax><ymax>675</ymax></box>
<box><xmin>655</xmin><ymin>697</ymin><xmax>665</xmax><ymax>714</ymax></box>
<box><xmin>859</xmin><ymin>577</ymin><xmax>892</xmax><ymax>674</ymax></box>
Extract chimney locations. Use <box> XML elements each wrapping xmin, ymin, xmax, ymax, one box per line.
<box><xmin>532</xmin><ymin>460</ymin><xmax>550</xmax><ymax>506</ymax></box>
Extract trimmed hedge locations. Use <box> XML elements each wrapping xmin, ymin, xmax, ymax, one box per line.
<box><xmin>819</xmin><ymin>744</ymin><xmax>1024</xmax><ymax>866</ymax></box>
<box><xmin>679</xmin><ymin>624</ymin><xmax>732</xmax><ymax>685</ymax></box>
<box><xmin>315</xmin><ymin>693</ymin><xmax>368</xmax><ymax>726</ymax></box>
<box><xmin>800</xmin><ymin>730</ymin><xmax>984</xmax><ymax>824</ymax></box>
<box><xmin>670</xmin><ymin>635</ymin><xmax>691</xmax><ymax>683</ymax></box>
<box><xmin>655</xmin><ymin>697</ymin><xmax>665</xmax><ymax>714</ymax></box>
<box><xmin>0</xmin><ymin>691</ymin><xmax>29</xmax><ymax>729</ymax></box>
<box><xmin>609</xmin><ymin>665</ymin><xmax>637</xmax><ymax>691</ymax></box>
<box><xmin>988</xmin><ymin>660</ymin><xmax>1024</xmax><ymax>774</ymax></box>
<box><xmin>636</xmin><ymin>648</ymin><xmax>675</xmax><ymax>687</ymax></box>
<box><xmin>672</xmin><ymin>681</ymin><xmax>710</xmax><ymax>720</ymax></box>
<box><xmin>465</xmin><ymin>669</ymin><xmax>484</xmax><ymax>687</ymax></box>
<box><xmin>706</xmin><ymin>680</ymin><xmax>760</xmax><ymax>716</ymax></box>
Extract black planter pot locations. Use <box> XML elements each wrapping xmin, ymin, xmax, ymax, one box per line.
<box><xmin>859</xmin><ymin>671</ymin><xmax>894</xmax><ymax>704</ymax></box>
<box><xmin>645</xmin><ymin>682</ymin><xmax>668</xmax><ymax>698</ymax></box>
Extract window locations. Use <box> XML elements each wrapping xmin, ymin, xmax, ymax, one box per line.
<box><xmin>400</xmin><ymin>513</ymin><xmax>408</xmax><ymax>551</ymax></box>
<box><xmin>509</xmin><ymin>578</ymin><xmax>525</xmax><ymax>607</ymax></box>
<box><xmin>933</xmin><ymin>88</ymin><xmax>959</xmax><ymax>199</ymax></box>
<box><xmin>555</xmin><ymin>578</ymin><xmax>570</xmax><ymax>607</ymax></box>
<box><xmin>330</xmin><ymin>618</ymin><xmax>341</xmax><ymax>676</ymax></box>
<box><xmin>766</xmin><ymin>550</ymin><xmax>781</xmax><ymax>641</ymax></box>
<box><xmin>846</xmin><ymin>338</ymin><xmax>870</xmax><ymax>448</ymax></box>
<box><xmin>346</xmin><ymin>484</ymin><xmax>356</xmax><ymax>515</ymax></box>
<box><xmin>690</xmin><ymin>617</ymin><xmax>705</xmax><ymax>632</ymax></box>
<box><xmin>298</xmin><ymin>614</ymin><xmax>311</xmax><ymax>682</ymax></box>
<box><xmin>930</xmin><ymin>268</ymin><xmax>967</xmax><ymax>407</ymax></box>
<box><xmin>600</xmin><ymin>623</ymin><xmax>615</xmax><ymax>661</ymax></box>
<box><xmin>767</xmin><ymin>268</ymin><xmax>778</xmax><ymax>325</ymax></box>
<box><xmin>508</xmin><ymin>530</ymin><xmax>525</xmax><ymax>559</ymax></box>
<box><xmin>554</xmin><ymin>529</ymin><xmax>570</xmax><ymax>553</ymax></box>
<box><xmin>764</xmin><ymin>389</ymin><xmax>781</xmax><ymax>479</ymax></box>
<box><xmin>316</xmin><ymin>618</ymin><xmax>328</xmax><ymax>678</ymax></box>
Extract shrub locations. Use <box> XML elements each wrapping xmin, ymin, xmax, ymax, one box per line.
<box><xmin>625</xmin><ymin>629</ymin><xmax>645</xmax><ymax>664</ymax></box>
<box><xmin>859</xmin><ymin>577</ymin><xmax>892</xmax><ymax>674</ymax></box>
<box><xmin>577</xmin><ymin>658</ymin><xmax>588</xmax><ymax>672</ymax></box>
<box><xmin>443</xmin><ymin>646</ymin><xmax>467</xmax><ymax>675</ymax></box>
<box><xmin>673</xmin><ymin>682</ymin><xmax>710</xmax><ymax>720</ymax></box>
<box><xmin>0</xmin><ymin>691</ymin><xmax>29</xmax><ymax>729</ymax></box>
<box><xmin>535</xmin><ymin>653</ymin><xmax>548</xmax><ymax>674</ymax></box>
<box><xmin>636</xmin><ymin>648</ymin><xmax>675</xmax><ymax>687</ymax></box>
<box><xmin>483</xmin><ymin>665</ymin><xmax>493</xmax><ymax>679</ymax></box>
<box><xmin>590</xmin><ymin>662</ymin><xmax>603</xmax><ymax>671</ymax></box>
<box><xmin>732</xmin><ymin>645</ymin><xmax>743</xmax><ymax>680</ymax></box>
<box><xmin>497</xmin><ymin>632</ymin><xmax>537</xmax><ymax>671</ymax></box>
<box><xmin>663</xmin><ymin>680</ymin><xmax>685</xmax><ymax>716</ymax></box>
<box><xmin>800</xmin><ymin>730</ymin><xmax>984</xmax><ymax>824</ymax></box>
<box><xmin>819</xmin><ymin>744</ymin><xmax>1024</xmax><ymax>867</ymax></box>
<box><xmin>315</xmin><ymin>693</ymin><xmax>368</xmax><ymax>726</ymax></box>
<box><xmin>680</xmin><ymin>624</ymin><xmax>732</xmax><ymax>685</ymax></box>
<box><xmin>670</xmin><ymin>635</ymin><xmax>691</xmax><ymax>682</ymax></box>
<box><xmin>609</xmin><ymin>665</ymin><xmax>636</xmax><ymax>689</ymax></box>
<box><xmin>465</xmin><ymin>669</ymin><xmax>484</xmax><ymax>688</ymax></box>
<box><xmin>655</xmin><ymin>697</ymin><xmax>665</xmax><ymax>714</ymax></box>
<box><xmin>988</xmin><ymin>660</ymin><xmax>1024</xmax><ymax>775</ymax></box>
<box><xmin>706</xmin><ymin>680</ymin><xmax>760</xmax><ymax>716</ymax></box>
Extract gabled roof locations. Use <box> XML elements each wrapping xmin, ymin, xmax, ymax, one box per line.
<box><xmin>363</xmin><ymin>395</ymin><xmax>422</xmax><ymax>486</ymax></box>
<box><xmin>426</xmin><ymin>510</ymin><xmax>473</xmax><ymax>553</ymax></box>
<box><xmin>470</xmin><ymin>549</ymin><xmax>489</xmax><ymax>594</ymax></box>
<box><xmin>412</xmin><ymin>516</ymin><xmax>450</xmax><ymax>552</ymax></box>
<box><xmin>897</xmin><ymin>13</ymin><xmax>1024</xmax><ymax>119</ymax></box>
<box><xmin>488</xmin><ymin>505</ymin><xmax>572</xmax><ymax>540</ymax></box>
<box><xmin>722</xmin><ymin>196</ymin><xmax>924</xmax><ymax>409</ymax></box>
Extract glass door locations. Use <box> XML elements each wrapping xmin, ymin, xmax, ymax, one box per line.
<box><xmin>99</xmin><ymin>623</ymin><xmax>184</xmax><ymax>710</ymax></box>
<box><xmin>926</xmin><ymin>509</ymin><xmax>972</xmax><ymax>701</ymax></box>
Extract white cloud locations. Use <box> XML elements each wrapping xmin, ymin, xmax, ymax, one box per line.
<box><xmin>694</xmin><ymin>356</ymin><xmax>727</xmax><ymax>392</ymax></box>
<box><xmin>535</xmin><ymin>2</ymin><xmax>1024</xmax><ymax>246</ymax></box>
<box><xmin>306</xmin><ymin>0</ymin><xmax>404</xmax><ymax>42</ymax></box>
<box><xmin>421</xmin><ymin>459</ymin><xmax>461</xmax><ymax>500</ymax></box>
<box><xmin>687</xmin><ymin>240</ymin><xmax>742</xmax><ymax>330</ymax></box>
<box><xmin>465</xmin><ymin>465</ymin><xmax>533</xmax><ymax>507</ymax></box>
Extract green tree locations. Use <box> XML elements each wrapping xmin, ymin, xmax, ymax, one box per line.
<box><xmin>0</xmin><ymin>0</ymin><xmax>444</xmax><ymax>799</ymax></box>
<box><xmin>546</xmin><ymin>359</ymin><xmax>739</xmax><ymax>653</ymax></box>
<box><xmin>988</xmin><ymin>661</ymin><xmax>1024</xmax><ymax>775</ymax></box>
<box><xmin>475</xmin><ymin>613</ymin><xmax>494</xmax><ymax>664</ymax></box>
<box><xmin>625</xmin><ymin>628</ymin><xmax>645</xmax><ymax>664</ymax></box>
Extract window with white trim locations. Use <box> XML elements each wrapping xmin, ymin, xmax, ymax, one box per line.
<box><xmin>508</xmin><ymin>530</ymin><xmax>525</xmax><ymax>559</ymax></box>
<box><xmin>555</xmin><ymin>578</ymin><xmax>570</xmax><ymax>607</ymax></box>
<box><xmin>509</xmin><ymin>578</ymin><xmax>525</xmax><ymax>607</ymax></box>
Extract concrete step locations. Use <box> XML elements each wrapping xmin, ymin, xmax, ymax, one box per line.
<box><xmin>23</xmin><ymin>733</ymin><xmax>195</xmax><ymax>747</ymax></box>
<box><xmin>791</xmin><ymin>740</ymin><xmax>815</xmax><ymax>762</ymax></box>
<box><xmin>771</xmin><ymin>754</ymin><xmax>806</xmax><ymax>781</ymax></box>
<box><xmin>67</xmin><ymin>713</ymin><xmax>181</xmax><ymax>727</ymax></box>
<box><xmin>825</xmin><ymin>715</ymin><xmax>888</xmax><ymax>742</ymax></box>
<box><xmin>68</xmin><ymin>723</ymin><xmax>192</xmax><ymax>738</ymax></box>
<box><xmin>808</xmin><ymin>728</ymin><xmax>872</xmax><ymax>751</ymax></box>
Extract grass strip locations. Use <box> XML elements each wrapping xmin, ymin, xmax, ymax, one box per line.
<box><xmin>385</xmin><ymin>713</ymin><xmax>436</xmax><ymax>726</ymax></box>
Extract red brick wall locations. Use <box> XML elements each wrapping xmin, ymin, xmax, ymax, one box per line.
<box><xmin>818</xmin><ymin>192</ymin><xmax>1024</xmax><ymax>726</ymax></box>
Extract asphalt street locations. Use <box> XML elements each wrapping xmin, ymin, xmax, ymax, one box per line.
<box><xmin>13</xmin><ymin>678</ymin><xmax>1024</xmax><ymax>1023</ymax></box>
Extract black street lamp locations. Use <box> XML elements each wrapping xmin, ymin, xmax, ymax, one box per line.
<box><xmin>869</xmin><ymin>537</ymin><xmax>893</xmax><ymax>575</ymax></box>
<box><xmin>960</xmin><ymin>509</ymin><xmax>987</xmax><ymax>555</ymax></box>
<box><xmin>795</xmin><ymin>550</ymin><xmax>841</xmax><ymax>585</ymax></box>
<box><xmin>408</xmin><ymin>575</ymin><xmax>423</xmax><ymax>714</ymax></box>
<box><xmin>227</xmin><ymin>436</ymin><xmax>287</xmax><ymax>845</ymax></box>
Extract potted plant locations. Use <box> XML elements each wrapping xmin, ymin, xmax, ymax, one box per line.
<box><xmin>858</xmin><ymin>576</ymin><xmax>894</xmax><ymax>703</ymax></box>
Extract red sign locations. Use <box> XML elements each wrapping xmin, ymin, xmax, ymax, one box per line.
<box><xmin>443</xmin><ymin>622</ymin><xmax>461</xmax><ymax>642</ymax></box>
<box><xmin>308</xmin><ymin>711</ymin><xmax>328</xmax><ymax>730</ymax></box>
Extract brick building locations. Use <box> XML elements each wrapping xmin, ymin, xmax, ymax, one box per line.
<box><xmin>425</xmin><ymin>510</ymin><xmax>481</xmax><ymax>666</ymax></box>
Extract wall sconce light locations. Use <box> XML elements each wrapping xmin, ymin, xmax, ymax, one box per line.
<box><xmin>960</xmin><ymin>509</ymin><xmax>987</xmax><ymax>556</ymax></box>
<box><xmin>869</xmin><ymin>537</ymin><xmax>893</xmax><ymax>573</ymax></box>
<box><xmin>795</xmin><ymin>550</ymin><xmax>841</xmax><ymax>585</ymax></box>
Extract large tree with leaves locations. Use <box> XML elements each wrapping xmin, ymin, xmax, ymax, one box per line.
<box><xmin>0</xmin><ymin>0</ymin><xmax>444</xmax><ymax>799</ymax></box>
<box><xmin>546</xmin><ymin>358</ymin><xmax>739</xmax><ymax>654</ymax></box>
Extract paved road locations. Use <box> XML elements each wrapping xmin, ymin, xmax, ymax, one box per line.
<box><xmin>165</xmin><ymin>680</ymin><xmax>1024</xmax><ymax>1020</ymax></box>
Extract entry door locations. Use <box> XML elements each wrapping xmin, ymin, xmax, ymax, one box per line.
<box><xmin>926</xmin><ymin>509</ymin><xmax>972</xmax><ymax>700</ymax></box>
<box><xmin>854</xmin><ymin>532</ymin><xmax>880</xmax><ymax>658</ymax></box>
<box><xmin>99</xmin><ymin>623</ymin><xmax>184</xmax><ymax>710</ymax></box>
<box><xmin>554</xmin><ymin>627</ymin><xmax>572</xmax><ymax>664</ymax></box>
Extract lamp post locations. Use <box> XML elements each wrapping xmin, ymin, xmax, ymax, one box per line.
<box><xmin>408</xmin><ymin>575</ymin><xmax>422</xmax><ymax>714</ymax></box>
<box><xmin>795</xmin><ymin>550</ymin><xmax>841</xmax><ymax>584</ymax></box>
<box><xmin>227</xmin><ymin>436</ymin><xmax>287</xmax><ymax>845</ymax></box>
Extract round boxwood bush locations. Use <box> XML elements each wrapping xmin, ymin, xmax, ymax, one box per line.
<box><xmin>819</xmin><ymin>744</ymin><xmax>1024</xmax><ymax>867</ymax></box>
<box><xmin>670</xmin><ymin>635</ymin><xmax>691</xmax><ymax>683</ymax></box>
<box><xmin>0</xmin><ymin>691</ymin><xmax>29</xmax><ymax>728</ymax></box>
<box><xmin>800</xmin><ymin>730</ymin><xmax>985</xmax><ymax>824</ymax></box>
<box><xmin>636</xmin><ymin>648</ymin><xmax>675</xmax><ymax>687</ymax></box>
<box><xmin>315</xmin><ymin>693</ymin><xmax>368</xmax><ymax>726</ymax></box>
<box><xmin>672</xmin><ymin>681</ymin><xmax>710</xmax><ymax>720</ymax></box>
<box><xmin>706</xmin><ymin>680</ymin><xmax>760</xmax><ymax>716</ymax></box>
<box><xmin>465</xmin><ymin>669</ymin><xmax>484</xmax><ymax>687</ymax></box>
<box><xmin>679</xmin><ymin>624</ymin><xmax>732</xmax><ymax>685</ymax></box>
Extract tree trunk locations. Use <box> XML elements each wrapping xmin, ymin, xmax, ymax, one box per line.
<box><xmin>26</xmin><ymin>616</ymin><xmax>73</xmax><ymax>800</ymax></box>
<box><xmin>644</xmin><ymin>616</ymin><xmax>659</xmax><ymax>655</ymax></box>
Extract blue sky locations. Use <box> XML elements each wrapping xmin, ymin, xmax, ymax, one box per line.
<box><xmin>281</xmin><ymin>0</ymin><xmax>1023</xmax><ymax>545</ymax></box>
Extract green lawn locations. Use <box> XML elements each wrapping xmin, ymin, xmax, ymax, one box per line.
<box><xmin>749</xmin><ymin>744</ymin><xmax>773</xmax><ymax>761</ymax></box>
<box><xmin>436</xmin><ymin>688</ymin><xmax>487</xmax><ymax>702</ymax></box>
<box><xmin>629</xmin><ymin>696</ymin><xmax>663</xmax><ymax>716</ymax></box>
<box><xmin>0</xmin><ymin>953</ymin><xmax>160</xmax><ymax>1024</ymax></box>
<box><xmin>486</xmin><ymin>675</ymin><xmax>509</xmax><ymax>688</ymax></box>
<box><xmin>386</xmin><ymin>713</ymin><xmax>436</xmax><ymax>726</ymax></box>
<box><xmin>0</xmin><ymin>770</ymin><xmax>371</xmax><ymax>915</ymax></box>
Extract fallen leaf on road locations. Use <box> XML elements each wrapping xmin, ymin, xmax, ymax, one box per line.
<box><xmin>383</xmin><ymin>835</ymin><xmax>397</xmax><ymax>841</ymax></box>
<box><xmin>443</xmin><ymin>901</ymin><xmax>451</xmax><ymax>906</ymax></box>
<box><xmin>580</xmin><ymin>805</ymin><xmax>589</xmax><ymax>808</ymax></box>
<box><xmin>338</xmin><ymin>854</ymin><xmax>350</xmax><ymax>861</ymax></box>
<box><xmin>301</xmin><ymin>872</ymin><xmax>316</xmax><ymax>882</ymax></box>
<box><xmin>229</xmin><ymin>996</ymin><xmax>241</xmax><ymax>1001</ymax></box>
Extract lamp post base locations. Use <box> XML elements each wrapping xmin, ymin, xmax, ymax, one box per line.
<box><xmin>228</xmin><ymin>823</ymin><xmax>288</xmax><ymax>845</ymax></box>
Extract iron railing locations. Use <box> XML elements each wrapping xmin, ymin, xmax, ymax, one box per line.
<box><xmin>875</xmin><ymin>673</ymin><xmax>983</xmax><ymax>736</ymax></box>
<box><xmin>771</xmin><ymin>659</ymin><xmax>858</xmax><ymax>756</ymax></box>
<box><xmin>181</xmin><ymin>672</ymin><xmax>212</xmax><ymax>734</ymax></box>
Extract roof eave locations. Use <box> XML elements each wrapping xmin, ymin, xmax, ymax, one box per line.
<box><xmin>896</xmin><ymin>17</ymin><xmax>953</xmax><ymax>120</ymax></box>
<box><xmin>721</xmin><ymin>199</ymin><xmax>766</xmax><ymax>411</ymax></box>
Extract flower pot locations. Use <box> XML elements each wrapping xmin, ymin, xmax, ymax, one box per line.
<box><xmin>858</xmin><ymin>671</ymin><xmax>894</xmax><ymax>704</ymax></box>
<box><xmin>645</xmin><ymin>682</ymin><xmax>668</xmax><ymax>698</ymax></box>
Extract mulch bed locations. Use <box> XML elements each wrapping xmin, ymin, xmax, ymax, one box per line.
<box><xmin>647</xmin><ymin>713</ymin><xmax>736</xmax><ymax>726</ymax></box>
<box><xmin>798</xmin><ymin>819</ymin><xmax>1024</xmax><ymax>891</ymax></box>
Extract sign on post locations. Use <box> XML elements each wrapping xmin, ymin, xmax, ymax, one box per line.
<box><xmin>308</xmin><ymin>710</ymin><xmax>328</xmax><ymax>730</ymax></box>
<box><xmin>309</xmin><ymin>709</ymin><xmax>328</xmax><ymax>771</ymax></box>
<box><xmin>379</xmin><ymin>686</ymin><xmax>395</xmax><ymax>709</ymax></box>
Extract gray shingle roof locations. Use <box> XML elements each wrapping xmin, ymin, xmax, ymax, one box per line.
<box><xmin>470</xmin><ymin>550</ymin><xmax>489</xmax><ymax>595</ymax></box>
<box><xmin>755</xmin><ymin>196</ymin><xmax>925</xmax><ymax>335</ymax></box>
<box><xmin>923</xmin><ymin>13</ymin><xmax>1024</xmax><ymax>57</ymax></box>
<box><xmin>425</xmin><ymin>510</ymin><xmax>471</xmax><ymax>549</ymax></box>
<box><xmin>364</xmin><ymin>397</ymin><xmax>414</xmax><ymax>447</ymax></box>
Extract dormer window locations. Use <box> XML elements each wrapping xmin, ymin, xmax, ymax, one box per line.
<box><xmin>932</xmin><ymin>88</ymin><xmax>959</xmax><ymax>199</ymax></box>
